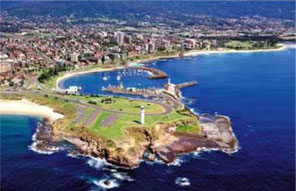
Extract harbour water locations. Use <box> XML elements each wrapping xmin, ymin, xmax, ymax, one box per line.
<box><xmin>1</xmin><ymin>46</ymin><xmax>295</xmax><ymax>191</ymax></box>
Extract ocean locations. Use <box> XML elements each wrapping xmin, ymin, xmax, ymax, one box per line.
<box><xmin>1</xmin><ymin>46</ymin><xmax>295</xmax><ymax>191</ymax></box>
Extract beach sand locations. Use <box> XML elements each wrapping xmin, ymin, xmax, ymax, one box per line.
<box><xmin>0</xmin><ymin>99</ymin><xmax>64</xmax><ymax>123</ymax></box>
<box><xmin>184</xmin><ymin>44</ymin><xmax>287</xmax><ymax>56</ymax></box>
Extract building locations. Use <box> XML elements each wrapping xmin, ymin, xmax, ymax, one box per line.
<box><xmin>0</xmin><ymin>62</ymin><xmax>14</xmax><ymax>74</ymax></box>
<box><xmin>71</xmin><ymin>53</ymin><xmax>79</xmax><ymax>62</ymax></box>
<box><xmin>114</xmin><ymin>32</ymin><xmax>125</xmax><ymax>45</ymax></box>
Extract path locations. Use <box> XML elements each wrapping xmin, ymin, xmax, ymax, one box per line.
<box><xmin>102</xmin><ymin>113</ymin><xmax>119</xmax><ymax>127</ymax></box>
<box><xmin>83</xmin><ymin>109</ymin><xmax>100</xmax><ymax>126</ymax></box>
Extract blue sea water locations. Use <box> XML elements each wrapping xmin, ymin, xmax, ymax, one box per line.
<box><xmin>1</xmin><ymin>47</ymin><xmax>295</xmax><ymax>191</ymax></box>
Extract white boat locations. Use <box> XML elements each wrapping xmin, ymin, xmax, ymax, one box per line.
<box><xmin>103</xmin><ymin>76</ymin><xmax>108</xmax><ymax>81</ymax></box>
<box><xmin>116</xmin><ymin>75</ymin><xmax>121</xmax><ymax>81</ymax></box>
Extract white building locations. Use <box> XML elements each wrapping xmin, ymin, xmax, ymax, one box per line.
<box><xmin>114</xmin><ymin>32</ymin><xmax>125</xmax><ymax>45</ymax></box>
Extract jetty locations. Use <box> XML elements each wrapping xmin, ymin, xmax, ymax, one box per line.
<box><xmin>164</xmin><ymin>81</ymin><xmax>198</xmax><ymax>99</ymax></box>
<box><xmin>175</xmin><ymin>81</ymin><xmax>198</xmax><ymax>90</ymax></box>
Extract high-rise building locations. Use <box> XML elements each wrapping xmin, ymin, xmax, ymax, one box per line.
<box><xmin>114</xmin><ymin>32</ymin><xmax>125</xmax><ymax>45</ymax></box>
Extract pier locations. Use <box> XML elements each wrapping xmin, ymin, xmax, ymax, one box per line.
<box><xmin>175</xmin><ymin>81</ymin><xmax>198</xmax><ymax>90</ymax></box>
<box><xmin>164</xmin><ymin>81</ymin><xmax>198</xmax><ymax>99</ymax></box>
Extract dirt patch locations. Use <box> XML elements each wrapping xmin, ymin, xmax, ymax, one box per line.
<box><xmin>83</xmin><ymin>109</ymin><xmax>100</xmax><ymax>126</ymax></box>
<box><xmin>102</xmin><ymin>113</ymin><xmax>119</xmax><ymax>127</ymax></box>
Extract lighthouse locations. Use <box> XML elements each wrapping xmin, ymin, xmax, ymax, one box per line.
<box><xmin>140</xmin><ymin>106</ymin><xmax>145</xmax><ymax>124</ymax></box>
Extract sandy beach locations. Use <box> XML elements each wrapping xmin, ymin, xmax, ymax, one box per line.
<box><xmin>56</xmin><ymin>66</ymin><xmax>125</xmax><ymax>90</ymax></box>
<box><xmin>0</xmin><ymin>99</ymin><xmax>64</xmax><ymax>123</ymax></box>
<box><xmin>184</xmin><ymin>44</ymin><xmax>287</xmax><ymax>56</ymax></box>
<box><xmin>55</xmin><ymin>44</ymin><xmax>287</xmax><ymax>90</ymax></box>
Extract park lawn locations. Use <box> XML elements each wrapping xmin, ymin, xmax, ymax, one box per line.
<box><xmin>67</xmin><ymin>95</ymin><xmax>165</xmax><ymax>114</ymax></box>
<box><xmin>87</xmin><ymin>109</ymin><xmax>196</xmax><ymax>141</ymax></box>
<box><xmin>225</xmin><ymin>40</ymin><xmax>255</xmax><ymax>49</ymax></box>
<box><xmin>1</xmin><ymin>94</ymin><xmax>200</xmax><ymax>142</ymax></box>
<box><xmin>87</xmin><ymin>111</ymin><xmax>121</xmax><ymax>139</ymax></box>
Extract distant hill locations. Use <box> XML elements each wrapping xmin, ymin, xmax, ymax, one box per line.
<box><xmin>1</xmin><ymin>1</ymin><xmax>295</xmax><ymax>20</ymax></box>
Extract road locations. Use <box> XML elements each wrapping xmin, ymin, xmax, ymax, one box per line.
<box><xmin>0</xmin><ymin>90</ymin><xmax>174</xmax><ymax>116</ymax></box>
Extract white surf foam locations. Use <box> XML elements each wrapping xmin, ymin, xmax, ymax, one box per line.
<box><xmin>112</xmin><ymin>172</ymin><xmax>134</xmax><ymax>182</ymax></box>
<box><xmin>175</xmin><ymin>177</ymin><xmax>190</xmax><ymax>186</ymax></box>
<box><xmin>29</xmin><ymin>142</ymin><xmax>57</xmax><ymax>155</ymax></box>
<box><xmin>92</xmin><ymin>178</ymin><xmax>119</xmax><ymax>190</ymax></box>
<box><xmin>167</xmin><ymin>157</ymin><xmax>184</xmax><ymax>166</ymax></box>
<box><xmin>87</xmin><ymin>157</ymin><xmax>108</xmax><ymax>169</ymax></box>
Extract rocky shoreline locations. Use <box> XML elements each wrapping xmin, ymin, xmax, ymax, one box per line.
<box><xmin>33</xmin><ymin>112</ymin><xmax>239</xmax><ymax>169</ymax></box>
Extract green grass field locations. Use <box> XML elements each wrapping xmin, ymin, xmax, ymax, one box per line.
<box><xmin>225</xmin><ymin>41</ymin><xmax>255</xmax><ymax>49</ymax></box>
<box><xmin>67</xmin><ymin>95</ymin><xmax>165</xmax><ymax>114</ymax></box>
<box><xmin>87</xmin><ymin>110</ymin><xmax>197</xmax><ymax>140</ymax></box>
<box><xmin>1</xmin><ymin>93</ymin><xmax>200</xmax><ymax>142</ymax></box>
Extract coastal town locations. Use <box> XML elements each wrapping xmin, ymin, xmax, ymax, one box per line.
<box><xmin>0</xmin><ymin>6</ymin><xmax>295</xmax><ymax>88</ymax></box>
<box><xmin>0</xmin><ymin>2</ymin><xmax>295</xmax><ymax>191</ymax></box>
<box><xmin>0</xmin><ymin>3</ymin><xmax>248</xmax><ymax>169</ymax></box>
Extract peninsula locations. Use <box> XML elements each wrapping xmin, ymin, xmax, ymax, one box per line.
<box><xmin>0</xmin><ymin>68</ymin><xmax>238</xmax><ymax>168</ymax></box>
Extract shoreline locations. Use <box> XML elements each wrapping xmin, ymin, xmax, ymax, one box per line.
<box><xmin>129</xmin><ymin>43</ymin><xmax>287</xmax><ymax>64</ymax></box>
<box><xmin>56</xmin><ymin>66</ymin><xmax>125</xmax><ymax>90</ymax></box>
<box><xmin>55</xmin><ymin>44</ymin><xmax>288</xmax><ymax>89</ymax></box>
<box><xmin>184</xmin><ymin>44</ymin><xmax>287</xmax><ymax>56</ymax></box>
<box><xmin>0</xmin><ymin>99</ymin><xmax>64</xmax><ymax>124</ymax></box>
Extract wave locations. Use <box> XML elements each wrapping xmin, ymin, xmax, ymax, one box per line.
<box><xmin>175</xmin><ymin>177</ymin><xmax>190</xmax><ymax>186</ymax></box>
<box><xmin>86</xmin><ymin>157</ymin><xmax>108</xmax><ymax>170</ymax></box>
<box><xmin>91</xmin><ymin>178</ymin><xmax>119</xmax><ymax>190</ymax></box>
<box><xmin>167</xmin><ymin>157</ymin><xmax>184</xmax><ymax>166</ymax></box>
<box><xmin>190</xmin><ymin>108</ymin><xmax>200</xmax><ymax>115</ymax></box>
<box><xmin>28</xmin><ymin>141</ymin><xmax>58</xmax><ymax>155</ymax></box>
<box><xmin>29</xmin><ymin>130</ymin><xmax>61</xmax><ymax>155</ymax></box>
<box><xmin>112</xmin><ymin>172</ymin><xmax>134</xmax><ymax>182</ymax></box>
<box><xmin>67</xmin><ymin>153</ymin><xmax>80</xmax><ymax>159</ymax></box>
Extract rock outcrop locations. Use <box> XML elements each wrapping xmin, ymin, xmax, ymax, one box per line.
<box><xmin>35</xmin><ymin>114</ymin><xmax>238</xmax><ymax>169</ymax></box>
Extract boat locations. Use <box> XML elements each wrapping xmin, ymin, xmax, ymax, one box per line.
<box><xmin>116</xmin><ymin>75</ymin><xmax>121</xmax><ymax>81</ymax></box>
<box><xmin>103</xmin><ymin>76</ymin><xmax>108</xmax><ymax>81</ymax></box>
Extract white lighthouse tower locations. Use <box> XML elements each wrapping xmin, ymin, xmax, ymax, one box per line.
<box><xmin>140</xmin><ymin>106</ymin><xmax>145</xmax><ymax>124</ymax></box>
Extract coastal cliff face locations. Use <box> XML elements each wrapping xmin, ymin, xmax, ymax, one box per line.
<box><xmin>34</xmin><ymin>113</ymin><xmax>238</xmax><ymax>169</ymax></box>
